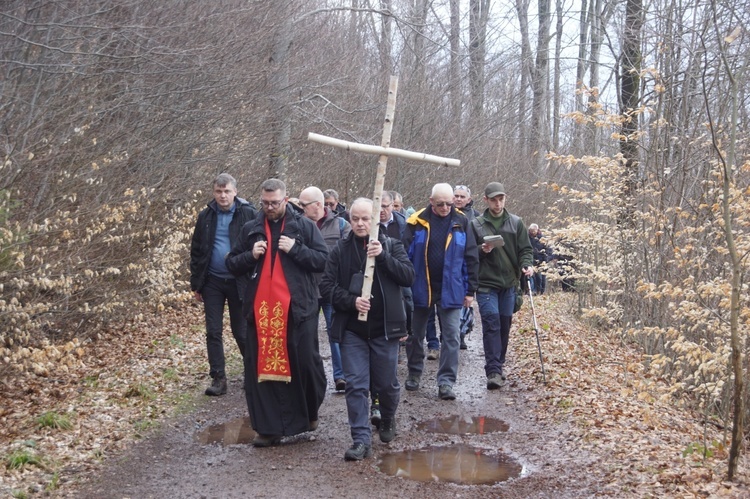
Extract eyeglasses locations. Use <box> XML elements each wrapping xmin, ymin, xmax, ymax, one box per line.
<box><xmin>455</xmin><ymin>185</ymin><xmax>468</xmax><ymax>191</ymax></box>
<box><xmin>299</xmin><ymin>200</ymin><xmax>317</xmax><ymax>208</ymax></box>
<box><xmin>261</xmin><ymin>199</ymin><xmax>284</xmax><ymax>208</ymax></box>
<box><xmin>434</xmin><ymin>201</ymin><xmax>454</xmax><ymax>208</ymax></box>
<box><xmin>324</xmin><ymin>202</ymin><xmax>337</xmax><ymax>208</ymax></box>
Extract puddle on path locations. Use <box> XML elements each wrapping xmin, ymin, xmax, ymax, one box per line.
<box><xmin>378</xmin><ymin>445</ymin><xmax>522</xmax><ymax>485</ymax></box>
<box><xmin>196</xmin><ymin>416</ymin><xmax>255</xmax><ymax>445</ymax></box>
<box><xmin>416</xmin><ymin>415</ymin><xmax>509</xmax><ymax>435</ymax></box>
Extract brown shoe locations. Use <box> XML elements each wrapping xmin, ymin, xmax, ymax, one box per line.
<box><xmin>308</xmin><ymin>420</ymin><xmax>319</xmax><ymax>431</ymax></box>
<box><xmin>426</xmin><ymin>349</ymin><xmax>439</xmax><ymax>360</ymax></box>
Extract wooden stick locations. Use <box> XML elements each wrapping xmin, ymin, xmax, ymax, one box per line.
<box><xmin>308</xmin><ymin>133</ymin><xmax>461</xmax><ymax>167</ymax></box>
<box><xmin>358</xmin><ymin>75</ymin><xmax>399</xmax><ymax>321</ymax></box>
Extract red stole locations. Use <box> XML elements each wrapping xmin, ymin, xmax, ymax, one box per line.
<box><xmin>253</xmin><ymin>218</ymin><xmax>292</xmax><ymax>382</ymax></box>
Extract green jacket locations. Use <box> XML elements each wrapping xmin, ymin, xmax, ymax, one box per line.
<box><xmin>470</xmin><ymin>209</ymin><xmax>533</xmax><ymax>291</ymax></box>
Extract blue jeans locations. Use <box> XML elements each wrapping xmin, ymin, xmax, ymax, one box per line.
<box><xmin>341</xmin><ymin>331</ymin><xmax>400</xmax><ymax>446</ymax></box>
<box><xmin>531</xmin><ymin>272</ymin><xmax>546</xmax><ymax>295</ymax></box>
<box><xmin>407</xmin><ymin>304</ymin><xmax>461</xmax><ymax>387</ymax></box>
<box><xmin>202</xmin><ymin>275</ymin><xmax>247</xmax><ymax>379</ymax></box>
<box><xmin>320</xmin><ymin>300</ymin><xmax>344</xmax><ymax>382</ymax></box>
<box><xmin>425</xmin><ymin>305</ymin><xmax>440</xmax><ymax>350</ymax></box>
<box><xmin>476</xmin><ymin>288</ymin><xmax>515</xmax><ymax>376</ymax></box>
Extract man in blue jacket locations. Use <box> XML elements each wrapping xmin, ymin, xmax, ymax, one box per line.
<box><xmin>403</xmin><ymin>183</ymin><xmax>479</xmax><ymax>400</ymax></box>
<box><xmin>190</xmin><ymin>173</ymin><xmax>257</xmax><ymax>396</ymax></box>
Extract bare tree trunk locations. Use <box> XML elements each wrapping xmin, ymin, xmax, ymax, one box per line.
<box><xmin>573</xmin><ymin>0</ymin><xmax>589</xmax><ymax>155</ymax></box>
<box><xmin>450</xmin><ymin>0</ymin><xmax>462</xmax><ymax>127</ymax></box>
<box><xmin>469</xmin><ymin>0</ymin><xmax>490</xmax><ymax>124</ymax></box>
<box><xmin>552</xmin><ymin>0</ymin><xmax>563</xmax><ymax>151</ymax></box>
<box><xmin>706</xmin><ymin>15</ymin><xmax>747</xmax><ymax>479</ymax></box>
<box><xmin>531</xmin><ymin>0</ymin><xmax>552</xmax><ymax>170</ymax></box>
<box><xmin>268</xmin><ymin>3</ymin><xmax>294</xmax><ymax>179</ymax></box>
<box><xmin>618</xmin><ymin>0</ymin><xmax>642</xmax><ymax>225</ymax></box>
<box><xmin>515</xmin><ymin>0</ymin><xmax>532</xmax><ymax>155</ymax></box>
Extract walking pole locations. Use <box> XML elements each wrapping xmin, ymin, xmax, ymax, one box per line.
<box><xmin>526</xmin><ymin>275</ymin><xmax>547</xmax><ymax>384</ymax></box>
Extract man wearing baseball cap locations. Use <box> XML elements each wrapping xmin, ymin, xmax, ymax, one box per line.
<box><xmin>470</xmin><ymin>182</ymin><xmax>534</xmax><ymax>389</ymax></box>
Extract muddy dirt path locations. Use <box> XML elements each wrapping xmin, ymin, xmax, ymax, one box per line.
<box><xmin>74</xmin><ymin>322</ymin><xmax>602</xmax><ymax>498</ymax></box>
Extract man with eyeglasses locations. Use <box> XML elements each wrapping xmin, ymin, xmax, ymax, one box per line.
<box><xmin>470</xmin><ymin>182</ymin><xmax>534</xmax><ymax>390</ymax></box>
<box><xmin>226</xmin><ymin>178</ymin><xmax>328</xmax><ymax>447</ymax></box>
<box><xmin>403</xmin><ymin>183</ymin><xmax>479</xmax><ymax>401</ymax></box>
<box><xmin>190</xmin><ymin>173</ymin><xmax>257</xmax><ymax>397</ymax></box>
<box><xmin>298</xmin><ymin>186</ymin><xmax>351</xmax><ymax>393</ymax></box>
<box><xmin>323</xmin><ymin>188</ymin><xmax>350</xmax><ymax>222</ymax></box>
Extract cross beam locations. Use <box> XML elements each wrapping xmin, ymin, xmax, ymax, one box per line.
<box><xmin>307</xmin><ymin>75</ymin><xmax>461</xmax><ymax>320</ymax></box>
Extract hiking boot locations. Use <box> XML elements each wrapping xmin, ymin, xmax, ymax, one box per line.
<box><xmin>438</xmin><ymin>384</ymin><xmax>456</xmax><ymax>400</ymax></box>
<box><xmin>487</xmin><ymin>372</ymin><xmax>504</xmax><ymax>390</ymax></box>
<box><xmin>205</xmin><ymin>376</ymin><xmax>227</xmax><ymax>396</ymax></box>
<box><xmin>404</xmin><ymin>375</ymin><xmax>420</xmax><ymax>391</ymax></box>
<box><xmin>500</xmin><ymin>368</ymin><xmax>507</xmax><ymax>381</ymax></box>
<box><xmin>460</xmin><ymin>336</ymin><xmax>468</xmax><ymax>350</ymax></box>
<box><xmin>252</xmin><ymin>434</ymin><xmax>281</xmax><ymax>447</ymax></box>
<box><xmin>335</xmin><ymin>378</ymin><xmax>346</xmax><ymax>392</ymax></box>
<box><xmin>379</xmin><ymin>418</ymin><xmax>396</xmax><ymax>443</ymax></box>
<box><xmin>370</xmin><ymin>406</ymin><xmax>382</xmax><ymax>427</ymax></box>
<box><xmin>344</xmin><ymin>442</ymin><xmax>372</xmax><ymax>461</ymax></box>
<box><xmin>426</xmin><ymin>349</ymin><xmax>439</xmax><ymax>360</ymax></box>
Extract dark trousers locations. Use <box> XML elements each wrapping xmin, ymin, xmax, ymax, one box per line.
<box><xmin>203</xmin><ymin>275</ymin><xmax>247</xmax><ymax>379</ymax></box>
<box><xmin>341</xmin><ymin>331</ymin><xmax>400</xmax><ymax>446</ymax></box>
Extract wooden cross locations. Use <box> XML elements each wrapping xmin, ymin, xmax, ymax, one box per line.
<box><xmin>308</xmin><ymin>75</ymin><xmax>461</xmax><ymax>320</ymax></box>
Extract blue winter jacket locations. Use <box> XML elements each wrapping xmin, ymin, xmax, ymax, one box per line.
<box><xmin>403</xmin><ymin>207</ymin><xmax>479</xmax><ymax>309</ymax></box>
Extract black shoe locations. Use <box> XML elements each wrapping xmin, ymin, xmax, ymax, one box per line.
<box><xmin>335</xmin><ymin>378</ymin><xmax>346</xmax><ymax>392</ymax></box>
<box><xmin>438</xmin><ymin>384</ymin><xmax>456</xmax><ymax>400</ymax></box>
<box><xmin>252</xmin><ymin>434</ymin><xmax>281</xmax><ymax>447</ymax></box>
<box><xmin>379</xmin><ymin>418</ymin><xmax>396</xmax><ymax>443</ymax></box>
<box><xmin>404</xmin><ymin>375</ymin><xmax>420</xmax><ymax>391</ymax></box>
<box><xmin>370</xmin><ymin>406</ymin><xmax>382</xmax><ymax>427</ymax></box>
<box><xmin>205</xmin><ymin>376</ymin><xmax>227</xmax><ymax>396</ymax></box>
<box><xmin>486</xmin><ymin>373</ymin><xmax>503</xmax><ymax>390</ymax></box>
<box><xmin>460</xmin><ymin>336</ymin><xmax>468</xmax><ymax>350</ymax></box>
<box><xmin>344</xmin><ymin>442</ymin><xmax>372</xmax><ymax>461</ymax></box>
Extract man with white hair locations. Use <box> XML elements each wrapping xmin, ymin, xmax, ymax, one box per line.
<box><xmin>299</xmin><ymin>186</ymin><xmax>351</xmax><ymax>392</ymax></box>
<box><xmin>403</xmin><ymin>183</ymin><xmax>479</xmax><ymax>400</ymax></box>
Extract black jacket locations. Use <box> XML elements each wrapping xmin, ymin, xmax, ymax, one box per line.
<box><xmin>320</xmin><ymin>233</ymin><xmax>414</xmax><ymax>342</ymax></box>
<box><xmin>189</xmin><ymin>197</ymin><xmax>257</xmax><ymax>292</ymax></box>
<box><xmin>225</xmin><ymin>207</ymin><xmax>329</xmax><ymax>322</ymax></box>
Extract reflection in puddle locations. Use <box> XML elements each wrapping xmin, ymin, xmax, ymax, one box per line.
<box><xmin>416</xmin><ymin>415</ymin><xmax>509</xmax><ymax>435</ymax></box>
<box><xmin>378</xmin><ymin>445</ymin><xmax>522</xmax><ymax>485</ymax></box>
<box><xmin>196</xmin><ymin>416</ymin><xmax>255</xmax><ymax>445</ymax></box>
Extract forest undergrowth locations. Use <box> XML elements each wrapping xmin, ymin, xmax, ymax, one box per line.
<box><xmin>0</xmin><ymin>291</ymin><xmax>747</xmax><ymax>497</ymax></box>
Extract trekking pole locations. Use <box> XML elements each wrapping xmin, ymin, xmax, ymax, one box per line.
<box><xmin>526</xmin><ymin>275</ymin><xmax>547</xmax><ymax>384</ymax></box>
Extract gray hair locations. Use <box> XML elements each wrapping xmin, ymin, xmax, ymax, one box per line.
<box><xmin>261</xmin><ymin>178</ymin><xmax>286</xmax><ymax>195</ymax></box>
<box><xmin>323</xmin><ymin>189</ymin><xmax>339</xmax><ymax>201</ymax></box>
<box><xmin>350</xmin><ymin>197</ymin><xmax>373</xmax><ymax>212</ymax></box>
<box><xmin>213</xmin><ymin>173</ymin><xmax>237</xmax><ymax>190</ymax></box>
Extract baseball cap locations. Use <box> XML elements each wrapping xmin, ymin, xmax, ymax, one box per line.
<box><xmin>484</xmin><ymin>182</ymin><xmax>505</xmax><ymax>198</ymax></box>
